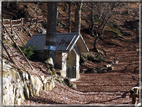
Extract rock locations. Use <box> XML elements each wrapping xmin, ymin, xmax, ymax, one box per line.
<box><xmin>3</xmin><ymin>61</ymin><xmax>12</xmax><ymax>71</ymax></box>
<box><xmin>2</xmin><ymin>58</ymin><xmax>55</xmax><ymax>105</ymax></box>
<box><xmin>109</xmin><ymin>62</ymin><xmax>114</xmax><ymax>65</ymax></box>
<box><xmin>96</xmin><ymin>66</ymin><xmax>103</xmax><ymax>73</ymax></box>
<box><xmin>101</xmin><ymin>69</ymin><xmax>108</xmax><ymax>73</ymax></box>
<box><xmin>71</xmin><ymin>83</ymin><xmax>77</xmax><ymax>90</ymax></box>
<box><xmin>31</xmin><ymin>75</ymin><xmax>43</xmax><ymax>96</ymax></box>
<box><xmin>80</xmin><ymin>69</ymin><xmax>87</xmax><ymax>73</ymax></box>
<box><xmin>3</xmin><ymin>78</ymin><xmax>10</xmax><ymax>96</ymax></box>
<box><xmin>45</xmin><ymin>57</ymin><xmax>54</xmax><ymax>67</ymax></box>
<box><xmin>91</xmin><ymin>68</ymin><xmax>97</xmax><ymax>73</ymax></box>
<box><xmin>108</xmin><ymin>67</ymin><xmax>114</xmax><ymax>71</ymax></box>
<box><xmin>105</xmin><ymin>64</ymin><xmax>112</xmax><ymax>67</ymax></box>
<box><xmin>114</xmin><ymin>58</ymin><xmax>119</xmax><ymax>64</ymax></box>
<box><xmin>64</xmin><ymin>78</ymin><xmax>71</xmax><ymax>86</ymax></box>
<box><xmin>136</xmin><ymin>49</ymin><xmax>140</xmax><ymax>51</ymax></box>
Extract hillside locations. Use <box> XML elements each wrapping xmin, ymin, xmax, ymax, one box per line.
<box><xmin>2</xmin><ymin>2</ymin><xmax>140</xmax><ymax>105</ymax></box>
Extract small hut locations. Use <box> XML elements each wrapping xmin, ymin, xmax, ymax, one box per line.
<box><xmin>25</xmin><ymin>32</ymin><xmax>89</xmax><ymax>80</ymax></box>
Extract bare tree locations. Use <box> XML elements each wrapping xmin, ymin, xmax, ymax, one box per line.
<box><xmin>84</xmin><ymin>2</ymin><xmax>119</xmax><ymax>52</ymax></box>
<box><xmin>89</xmin><ymin>3</ymin><xmax>95</xmax><ymax>36</ymax></box>
<box><xmin>75</xmin><ymin>2</ymin><xmax>82</xmax><ymax>33</ymax></box>
<box><xmin>68</xmin><ymin>2</ymin><xmax>72</xmax><ymax>33</ymax></box>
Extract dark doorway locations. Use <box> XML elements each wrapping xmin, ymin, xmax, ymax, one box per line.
<box><xmin>66</xmin><ymin>50</ymin><xmax>76</xmax><ymax>78</ymax></box>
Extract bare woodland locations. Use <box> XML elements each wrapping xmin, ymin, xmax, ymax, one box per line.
<box><xmin>1</xmin><ymin>2</ymin><xmax>140</xmax><ymax>105</ymax></box>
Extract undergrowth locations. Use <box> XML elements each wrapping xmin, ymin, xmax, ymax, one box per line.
<box><xmin>21</xmin><ymin>45</ymin><xmax>36</xmax><ymax>60</ymax></box>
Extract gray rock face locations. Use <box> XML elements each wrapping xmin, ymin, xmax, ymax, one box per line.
<box><xmin>45</xmin><ymin>57</ymin><xmax>54</xmax><ymax>67</ymax></box>
<box><xmin>2</xmin><ymin>59</ymin><xmax>55</xmax><ymax>105</ymax></box>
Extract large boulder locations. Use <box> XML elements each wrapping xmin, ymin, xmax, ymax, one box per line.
<box><xmin>31</xmin><ymin>75</ymin><xmax>43</xmax><ymax>96</ymax></box>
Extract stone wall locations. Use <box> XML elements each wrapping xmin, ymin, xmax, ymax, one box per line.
<box><xmin>2</xmin><ymin>59</ymin><xmax>55</xmax><ymax>105</ymax></box>
<box><xmin>60</xmin><ymin>49</ymin><xmax>80</xmax><ymax>80</ymax></box>
<box><xmin>60</xmin><ymin>53</ymin><xmax>68</xmax><ymax>77</ymax></box>
<box><xmin>75</xmin><ymin>50</ymin><xmax>80</xmax><ymax>80</ymax></box>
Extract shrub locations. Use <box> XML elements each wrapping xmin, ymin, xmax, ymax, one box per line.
<box><xmin>21</xmin><ymin>45</ymin><xmax>36</xmax><ymax>60</ymax></box>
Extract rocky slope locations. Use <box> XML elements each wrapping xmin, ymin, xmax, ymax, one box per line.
<box><xmin>2</xmin><ymin>57</ymin><xmax>55</xmax><ymax>105</ymax></box>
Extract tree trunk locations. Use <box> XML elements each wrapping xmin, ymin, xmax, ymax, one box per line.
<box><xmin>45</xmin><ymin>2</ymin><xmax>57</xmax><ymax>60</ymax></box>
<box><xmin>68</xmin><ymin>2</ymin><xmax>71</xmax><ymax>33</ymax></box>
<box><xmin>127</xmin><ymin>3</ymin><xmax>130</xmax><ymax>14</ymax></box>
<box><xmin>93</xmin><ymin>36</ymin><xmax>99</xmax><ymax>53</ymax></box>
<box><xmin>75</xmin><ymin>2</ymin><xmax>82</xmax><ymax>33</ymax></box>
<box><xmin>89</xmin><ymin>3</ymin><xmax>95</xmax><ymax>36</ymax></box>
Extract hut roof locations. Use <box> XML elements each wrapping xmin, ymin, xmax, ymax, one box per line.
<box><xmin>25</xmin><ymin>32</ymin><xmax>89</xmax><ymax>53</ymax></box>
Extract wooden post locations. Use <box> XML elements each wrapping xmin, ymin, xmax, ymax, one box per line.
<box><xmin>2</xmin><ymin>24</ymin><xmax>34</xmax><ymax>70</ymax></box>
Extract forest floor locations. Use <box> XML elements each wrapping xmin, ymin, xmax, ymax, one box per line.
<box><xmin>21</xmin><ymin>21</ymin><xmax>139</xmax><ymax>105</ymax></box>
<box><xmin>2</xmin><ymin>2</ymin><xmax>140</xmax><ymax>106</ymax></box>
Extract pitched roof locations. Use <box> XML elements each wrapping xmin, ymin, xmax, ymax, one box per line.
<box><xmin>25</xmin><ymin>32</ymin><xmax>89</xmax><ymax>53</ymax></box>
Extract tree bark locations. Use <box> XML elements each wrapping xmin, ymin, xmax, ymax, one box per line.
<box><xmin>68</xmin><ymin>2</ymin><xmax>71</xmax><ymax>33</ymax></box>
<box><xmin>127</xmin><ymin>3</ymin><xmax>130</xmax><ymax>14</ymax></box>
<box><xmin>45</xmin><ymin>2</ymin><xmax>57</xmax><ymax>60</ymax></box>
<box><xmin>75</xmin><ymin>2</ymin><xmax>82</xmax><ymax>33</ymax></box>
<box><xmin>93</xmin><ymin>36</ymin><xmax>99</xmax><ymax>53</ymax></box>
<box><xmin>89</xmin><ymin>3</ymin><xmax>95</xmax><ymax>36</ymax></box>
